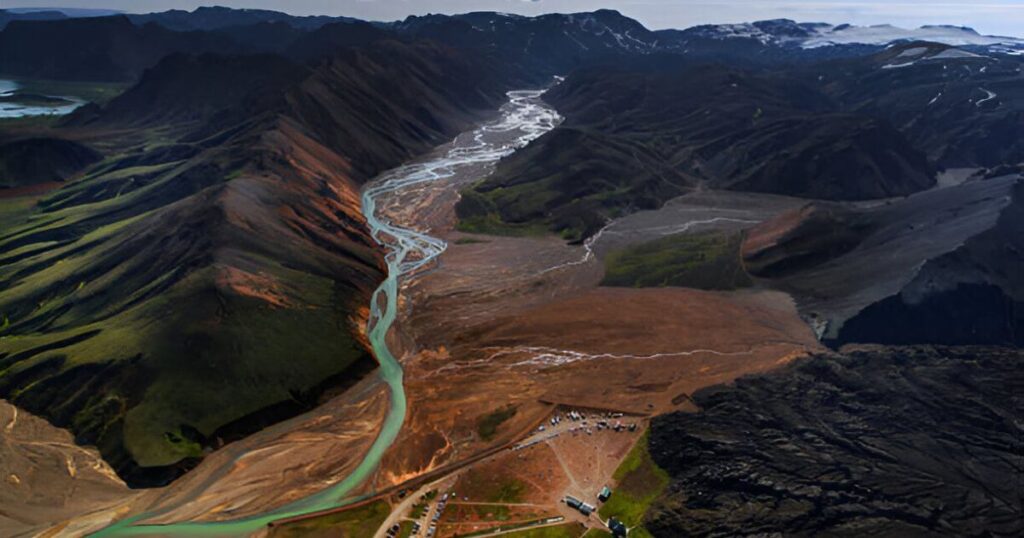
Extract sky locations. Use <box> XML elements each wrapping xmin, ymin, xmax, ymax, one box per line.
<box><xmin>8</xmin><ymin>1</ymin><xmax>1024</xmax><ymax>37</ymax></box>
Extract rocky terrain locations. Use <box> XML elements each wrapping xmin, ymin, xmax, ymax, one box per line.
<box><xmin>646</xmin><ymin>345</ymin><xmax>1024</xmax><ymax>537</ymax></box>
<box><xmin>742</xmin><ymin>174</ymin><xmax>1023</xmax><ymax>345</ymax></box>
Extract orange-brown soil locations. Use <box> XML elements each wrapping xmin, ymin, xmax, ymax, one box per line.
<box><xmin>368</xmin><ymin>204</ymin><xmax>821</xmax><ymax>496</ymax></box>
<box><xmin>350</xmin><ymin>141</ymin><xmax>824</xmax><ymax>514</ymax></box>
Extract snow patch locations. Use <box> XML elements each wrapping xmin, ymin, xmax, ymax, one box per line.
<box><xmin>802</xmin><ymin>24</ymin><xmax>1023</xmax><ymax>49</ymax></box>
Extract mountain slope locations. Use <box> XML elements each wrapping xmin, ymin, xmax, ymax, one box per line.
<box><xmin>0</xmin><ymin>137</ymin><xmax>101</xmax><ymax>188</ymax></box>
<box><xmin>0</xmin><ymin>42</ymin><xmax>509</xmax><ymax>486</ymax></box>
<box><xmin>458</xmin><ymin>64</ymin><xmax>934</xmax><ymax>240</ymax></box>
<box><xmin>395</xmin><ymin>10</ymin><xmax>659</xmax><ymax>81</ymax></box>
<box><xmin>64</xmin><ymin>53</ymin><xmax>309</xmax><ymax>128</ymax></box>
<box><xmin>742</xmin><ymin>173</ymin><xmax>1023</xmax><ymax>345</ymax></box>
<box><xmin>811</xmin><ymin>42</ymin><xmax>1024</xmax><ymax>168</ymax></box>
<box><xmin>832</xmin><ymin>178</ymin><xmax>1024</xmax><ymax>346</ymax></box>
<box><xmin>127</xmin><ymin>6</ymin><xmax>359</xmax><ymax>32</ymax></box>
<box><xmin>457</xmin><ymin>127</ymin><xmax>693</xmax><ymax>241</ymax></box>
<box><xmin>0</xmin><ymin>16</ymin><xmax>243</xmax><ymax>81</ymax></box>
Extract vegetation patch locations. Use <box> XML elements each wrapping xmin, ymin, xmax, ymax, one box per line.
<box><xmin>598</xmin><ymin>431</ymin><xmax>669</xmax><ymax>535</ymax></box>
<box><xmin>470</xmin><ymin>503</ymin><xmax>512</xmax><ymax>521</ymax></box>
<box><xmin>601</xmin><ymin>231</ymin><xmax>751</xmax><ymax>290</ymax></box>
<box><xmin>456</xmin><ymin>211</ymin><xmax>551</xmax><ymax>239</ymax></box>
<box><xmin>477</xmin><ymin>405</ymin><xmax>518</xmax><ymax>441</ymax></box>
<box><xmin>491</xmin><ymin>478</ymin><xmax>527</xmax><ymax>503</ymax></box>
<box><xmin>269</xmin><ymin>499</ymin><xmax>390</xmax><ymax>538</ymax></box>
<box><xmin>411</xmin><ymin>501</ymin><xmax>429</xmax><ymax>518</ymax></box>
<box><xmin>501</xmin><ymin>522</ymin><xmax>587</xmax><ymax>538</ymax></box>
<box><xmin>0</xmin><ymin>115</ymin><xmax>60</xmax><ymax>130</ymax></box>
<box><xmin>459</xmin><ymin>468</ymin><xmax>528</xmax><ymax>504</ymax></box>
<box><xmin>0</xmin><ymin>194</ymin><xmax>42</xmax><ymax>231</ymax></box>
<box><xmin>454</xmin><ymin>127</ymin><xmax>691</xmax><ymax>243</ymax></box>
<box><xmin>454</xmin><ymin>236</ymin><xmax>491</xmax><ymax>245</ymax></box>
<box><xmin>13</xmin><ymin>78</ymin><xmax>129</xmax><ymax>105</ymax></box>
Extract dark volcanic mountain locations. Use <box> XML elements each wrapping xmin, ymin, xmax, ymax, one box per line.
<box><xmin>742</xmin><ymin>173</ymin><xmax>1024</xmax><ymax>346</ymax></box>
<box><xmin>127</xmin><ymin>5</ymin><xmax>360</xmax><ymax>32</ymax></box>
<box><xmin>813</xmin><ymin>42</ymin><xmax>1024</xmax><ymax>168</ymax></box>
<box><xmin>395</xmin><ymin>9</ymin><xmax>660</xmax><ymax>82</ymax></box>
<box><xmin>64</xmin><ymin>53</ymin><xmax>310</xmax><ymax>127</ymax></box>
<box><xmin>0</xmin><ymin>16</ymin><xmax>242</xmax><ymax>81</ymax></box>
<box><xmin>0</xmin><ymin>40</ymin><xmax>510</xmax><ymax>486</ymax></box>
<box><xmin>0</xmin><ymin>8</ymin><xmax>67</xmax><ymax>30</ymax></box>
<box><xmin>647</xmin><ymin>346</ymin><xmax>1024</xmax><ymax>537</ymax></box>
<box><xmin>0</xmin><ymin>13</ymin><xmax>385</xmax><ymax>84</ymax></box>
<box><xmin>283</xmin><ymin>20</ymin><xmax>391</xmax><ymax>63</ymax></box>
<box><xmin>458</xmin><ymin>64</ymin><xmax>935</xmax><ymax>241</ymax></box>
<box><xmin>0</xmin><ymin>137</ymin><xmax>101</xmax><ymax>188</ymax></box>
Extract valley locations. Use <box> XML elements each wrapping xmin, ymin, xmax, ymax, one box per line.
<box><xmin>0</xmin><ymin>5</ymin><xmax>1022</xmax><ymax>538</ymax></box>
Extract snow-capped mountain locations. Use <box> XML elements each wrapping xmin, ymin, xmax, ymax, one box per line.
<box><xmin>802</xmin><ymin>23</ymin><xmax>1024</xmax><ymax>49</ymax></box>
<box><xmin>681</xmin><ymin>19</ymin><xmax>1024</xmax><ymax>51</ymax></box>
<box><xmin>679</xmin><ymin>19</ymin><xmax>830</xmax><ymax>45</ymax></box>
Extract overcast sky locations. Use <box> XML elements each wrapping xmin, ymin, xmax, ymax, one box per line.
<box><xmin>9</xmin><ymin>1</ymin><xmax>1024</xmax><ymax>36</ymax></box>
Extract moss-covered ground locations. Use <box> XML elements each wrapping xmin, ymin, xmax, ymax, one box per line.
<box><xmin>269</xmin><ymin>499</ymin><xmax>390</xmax><ymax>538</ymax></box>
<box><xmin>501</xmin><ymin>522</ymin><xmax>588</xmax><ymax>538</ymax></box>
<box><xmin>12</xmin><ymin>78</ymin><xmax>129</xmax><ymax>105</ymax></box>
<box><xmin>602</xmin><ymin>231</ymin><xmax>752</xmax><ymax>290</ymax></box>
<box><xmin>597</xmin><ymin>431</ymin><xmax>669</xmax><ymax>537</ymax></box>
<box><xmin>477</xmin><ymin>405</ymin><xmax>518</xmax><ymax>441</ymax></box>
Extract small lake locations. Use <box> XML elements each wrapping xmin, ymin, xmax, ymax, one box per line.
<box><xmin>0</xmin><ymin>79</ymin><xmax>85</xmax><ymax>118</ymax></box>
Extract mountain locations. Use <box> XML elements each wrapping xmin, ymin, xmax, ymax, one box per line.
<box><xmin>677</xmin><ymin>18</ymin><xmax>1024</xmax><ymax>51</ymax></box>
<box><xmin>648</xmin><ymin>345</ymin><xmax>1024</xmax><ymax>537</ymax></box>
<box><xmin>457</xmin><ymin>63</ymin><xmax>934</xmax><ymax>241</ymax></box>
<box><xmin>64</xmin><ymin>53</ymin><xmax>309</xmax><ymax>127</ymax></box>
<box><xmin>742</xmin><ymin>173</ymin><xmax>1023</xmax><ymax>346</ymax></box>
<box><xmin>456</xmin><ymin>127</ymin><xmax>694</xmax><ymax>241</ymax></box>
<box><xmin>283</xmin><ymin>20</ymin><xmax>392</xmax><ymax>63</ymax></box>
<box><xmin>0</xmin><ymin>14</ymin><xmax>400</xmax><ymax>83</ymax></box>
<box><xmin>0</xmin><ymin>137</ymin><xmax>101</xmax><ymax>188</ymax></box>
<box><xmin>127</xmin><ymin>5</ymin><xmax>360</xmax><ymax>32</ymax></box>
<box><xmin>395</xmin><ymin>9</ymin><xmax>660</xmax><ymax>81</ymax></box>
<box><xmin>0</xmin><ymin>7</ymin><xmax>120</xmax><ymax>30</ymax></box>
<box><xmin>811</xmin><ymin>42</ymin><xmax>1024</xmax><ymax>168</ymax></box>
<box><xmin>208</xmin><ymin>21</ymin><xmax>307</xmax><ymax>54</ymax></box>
<box><xmin>0</xmin><ymin>41</ymin><xmax>510</xmax><ymax>486</ymax></box>
<box><xmin>831</xmin><ymin>178</ymin><xmax>1024</xmax><ymax>346</ymax></box>
<box><xmin>0</xmin><ymin>9</ymin><xmax>67</xmax><ymax>30</ymax></box>
<box><xmin>0</xmin><ymin>16</ymin><xmax>242</xmax><ymax>81</ymax></box>
<box><xmin>690</xmin><ymin>112</ymin><xmax>934</xmax><ymax>198</ymax></box>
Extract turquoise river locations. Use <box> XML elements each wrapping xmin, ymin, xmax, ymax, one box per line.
<box><xmin>91</xmin><ymin>87</ymin><xmax>559</xmax><ymax>537</ymax></box>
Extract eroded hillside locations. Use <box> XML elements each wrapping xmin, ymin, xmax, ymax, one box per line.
<box><xmin>0</xmin><ymin>40</ymin><xmax>509</xmax><ymax>486</ymax></box>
